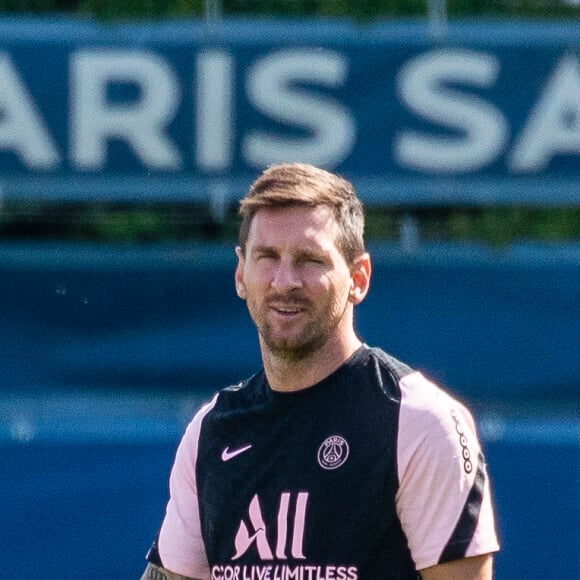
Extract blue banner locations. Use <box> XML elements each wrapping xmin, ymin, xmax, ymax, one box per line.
<box><xmin>0</xmin><ymin>18</ymin><xmax>578</xmax><ymax>205</ymax></box>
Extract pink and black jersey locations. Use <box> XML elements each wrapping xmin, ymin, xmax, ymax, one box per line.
<box><xmin>146</xmin><ymin>345</ymin><xmax>499</xmax><ymax>579</ymax></box>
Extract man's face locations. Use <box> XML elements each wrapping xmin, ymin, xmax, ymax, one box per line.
<box><xmin>235</xmin><ymin>205</ymin><xmax>356</xmax><ymax>361</ymax></box>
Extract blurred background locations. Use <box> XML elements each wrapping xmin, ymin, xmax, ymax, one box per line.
<box><xmin>0</xmin><ymin>1</ymin><xmax>578</xmax><ymax>578</ymax></box>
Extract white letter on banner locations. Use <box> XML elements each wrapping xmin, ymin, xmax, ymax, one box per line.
<box><xmin>70</xmin><ymin>50</ymin><xmax>181</xmax><ymax>170</ymax></box>
<box><xmin>243</xmin><ymin>49</ymin><xmax>355</xmax><ymax>168</ymax></box>
<box><xmin>0</xmin><ymin>53</ymin><xmax>60</xmax><ymax>169</ymax></box>
<box><xmin>195</xmin><ymin>50</ymin><xmax>235</xmax><ymax>172</ymax></box>
<box><xmin>395</xmin><ymin>49</ymin><xmax>508</xmax><ymax>173</ymax></box>
<box><xmin>508</xmin><ymin>53</ymin><xmax>580</xmax><ymax>172</ymax></box>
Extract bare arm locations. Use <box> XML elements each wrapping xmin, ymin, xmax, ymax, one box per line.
<box><xmin>140</xmin><ymin>562</ymin><xmax>203</xmax><ymax>580</ymax></box>
<box><xmin>419</xmin><ymin>554</ymin><xmax>494</xmax><ymax>580</ymax></box>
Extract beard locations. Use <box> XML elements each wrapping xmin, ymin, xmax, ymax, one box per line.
<box><xmin>248</xmin><ymin>293</ymin><xmax>349</xmax><ymax>363</ymax></box>
<box><xmin>259</xmin><ymin>317</ymin><xmax>329</xmax><ymax>362</ymax></box>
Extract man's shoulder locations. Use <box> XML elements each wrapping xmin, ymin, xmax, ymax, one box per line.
<box><xmin>209</xmin><ymin>371</ymin><xmax>267</xmax><ymax>413</ymax></box>
<box><xmin>340</xmin><ymin>344</ymin><xmax>416</xmax><ymax>406</ymax></box>
<box><xmin>358</xmin><ymin>346</ymin><xmax>469</xmax><ymax>415</ymax></box>
<box><xmin>361</xmin><ymin>345</ymin><xmax>415</xmax><ymax>382</ymax></box>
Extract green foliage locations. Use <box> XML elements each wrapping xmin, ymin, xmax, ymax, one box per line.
<box><xmin>442</xmin><ymin>207</ymin><xmax>580</xmax><ymax>246</ymax></box>
<box><xmin>366</xmin><ymin>207</ymin><xmax>580</xmax><ymax>247</ymax></box>
<box><xmin>1</xmin><ymin>202</ymin><xmax>577</xmax><ymax>245</ymax></box>
<box><xmin>0</xmin><ymin>0</ymin><xmax>577</xmax><ymax>18</ymax></box>
<box><xmin>0</xmin><ymin>0</ymin><xmax>205</xmax><ymax>17</ymax></box>
<box><xmin>86</xmin><ymin>207</ymin><xmax>173</xmax><ymax>241</ymax></box>
<box><xmin>448</xmin><ymin>0</ymin><xmax>579</xmax><ymax>18</ymax></box>
<box><xmin>364</xmin><ymin>208</ymin><xmax>400</xmax><ymax>240</ymax></box>
<box><xmin>76</xmin><ymin>0</ymin><xmax>205</xmax><ymax>20</ymax></box>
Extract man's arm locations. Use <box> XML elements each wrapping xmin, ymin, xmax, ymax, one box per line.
<box><xmin>140</xmin><ymin>562</ymin><xmax>203</xmax><ymax>580</ymax></box>
<box><xmin>419</xmin><ymin>554</ymin><xmax>494</xmax><ymax>580</ymax></box>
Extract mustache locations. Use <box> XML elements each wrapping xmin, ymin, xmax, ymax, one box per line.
<box><xmin>266</xmin><ymin>294</ymin><xmax>310</xmax><ymax>308</ymax></box>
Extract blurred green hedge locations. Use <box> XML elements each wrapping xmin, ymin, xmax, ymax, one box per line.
<box><xmin>0</xmin><ymin>0</ymin><xmax>578</xmax><ymax>19</ymax></box>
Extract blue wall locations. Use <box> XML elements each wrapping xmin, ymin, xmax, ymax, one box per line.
<box><xmin>2</xmin><ymin>242</ymin><xmax>579</xmax><ymax>401</ymax></box>
<box><xmin>1</xmin><ymin>241</ymin><xmax>579</xmax><ymax>578</ymax></box>
<box><xmin>0</xmin><ymin>395</ymin><xmax>577</xmax><ymax>579</ymax></box>
<box><xmin>0</xmin><ymin>15</ymin><xmax>577</xmax><ymax>577</ymax></box>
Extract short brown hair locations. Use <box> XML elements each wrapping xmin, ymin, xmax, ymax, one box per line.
<box><xmin>238</xmin><ymin>163</ymin><xmax>365</xmax><ymax>265</ymax></box>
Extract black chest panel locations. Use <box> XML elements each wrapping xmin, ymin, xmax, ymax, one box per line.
<box><xmin>196</xmin><ymin>347</ymin><xmax>420</xmax><ymax>579</ymax></box>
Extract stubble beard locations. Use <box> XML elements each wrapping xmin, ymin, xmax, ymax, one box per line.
<box><xmin>260</xmin><ymin>319</ymin><xmax>328</xmax><ymax>362</ymax></box>
<box><xmin>252</xmin><ymin>297</ymin><xmax>349</xmax><ymax>364</ymax></box>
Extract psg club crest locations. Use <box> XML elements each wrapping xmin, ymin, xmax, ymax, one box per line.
<box><xmin>317</xmin><ymin>435</ymin><xmax>349</xmax><ymax>470</ymax></box>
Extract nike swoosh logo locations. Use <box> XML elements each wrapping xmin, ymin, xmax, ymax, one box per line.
<box><xmin>221</xmin><ymin>444</ymin><xmax>252</xmax><ymax>462</ymax></box>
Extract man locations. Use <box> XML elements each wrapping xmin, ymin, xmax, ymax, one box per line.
<box><xmin>142</xmin><ymin>163</ymin><xmax>500</xmax><ymax>580</ymax></box>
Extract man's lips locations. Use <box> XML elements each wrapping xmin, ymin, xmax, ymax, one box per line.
<box><xmin>268</xmin><ymin>301</ymin><xmax>308</xmax><ymax>316</ymax></box>
<box><xmin>271</xmin><ymin>305</ymin><xmax>303</xmax><ymax>314</ymax></box>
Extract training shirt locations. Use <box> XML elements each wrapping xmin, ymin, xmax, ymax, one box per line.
<box><xmin>147</xmin><ymin>345</ymin><xmax>499</xmax><ymax>579</ymax></box>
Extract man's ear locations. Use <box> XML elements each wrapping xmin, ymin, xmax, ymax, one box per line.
<box><xmin>349</xmin><ymin>253</ymin><xmax>371</xmax><ymax>305</ymax></box>
<box><xmin>235</xmin><ymin>246</ymin><xmax>247</xmax><ymax>299</ymax></box>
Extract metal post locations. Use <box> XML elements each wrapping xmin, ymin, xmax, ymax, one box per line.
<box><xmin>400</xmin><ymin>214</ymin><xmax>420</xmax><ymax>255</ymax></box>
<box><xmin>209</xmin><ymin>179</ymin><xmax>229</xmax><ymax>224</ymax></box>
<box><xmin>427</xmin><ymin>0</ymin><xmax>448</xmax><ymax>41</ymax></box>
<box><xmin>204</xmin><ymin>0</ymin><xmax>222</xmax><ymax>23</ymax></box>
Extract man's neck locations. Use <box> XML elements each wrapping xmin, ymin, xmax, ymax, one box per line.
<box><xmin>261</xmin><ymin>334</ymin><xmax>363</xmax><ymax>393</ymax></box>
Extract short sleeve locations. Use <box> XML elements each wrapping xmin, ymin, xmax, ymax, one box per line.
<box><xmin>396</xmin><ymin>372</ymin><xmax>500</xmax><ymax>571</ymax></box>
<box><xmin>152</xmin><ymin>395</ymin><xmax>218</xmax><ymax>578</ymax></box>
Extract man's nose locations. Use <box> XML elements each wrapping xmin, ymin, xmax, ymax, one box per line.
<box><xmin>271</xmin><ymin>258</ymin><xmax>302</xmax><ymax>292</ymax></box>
